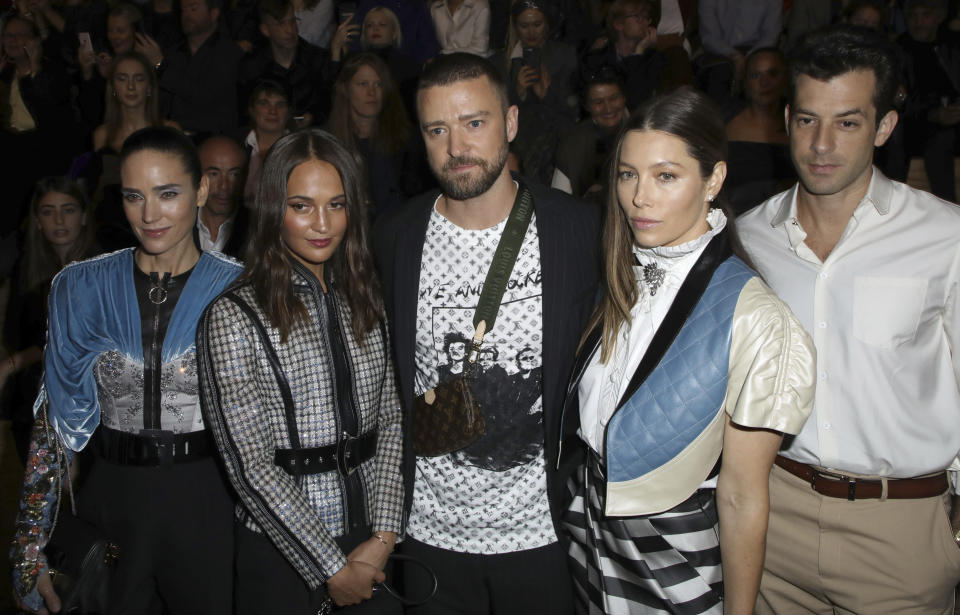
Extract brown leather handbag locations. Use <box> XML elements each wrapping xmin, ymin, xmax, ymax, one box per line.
<box><xmin>411</xmin><ymin>187</ymin><xmax>534</xmax><ymax>457</ymax></box>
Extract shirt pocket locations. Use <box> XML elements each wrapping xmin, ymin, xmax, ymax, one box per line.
<box><xmin>852</xmin><ymin>276</ymin><xmax>928</xmax><ymax>350</ymax></box>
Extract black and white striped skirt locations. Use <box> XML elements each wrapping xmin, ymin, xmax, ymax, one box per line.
<box><xmin>562</xmin><ymin>460</ymin><xmax>724</xmax><ymax>614</ymax></box>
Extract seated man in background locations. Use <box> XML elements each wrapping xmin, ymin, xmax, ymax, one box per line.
<box><xmin>551</xmin><ymin>65</ymin><xmax>628</xmax><ymax>201</ymax></box>
<box><xmin>196</xmin><ymin>135</ymin><xmax>249</xmax><ymax>258</ymax></box>
<box><xmin>239</xmin><ymin>0</ymin><xmax>331</xmax><ymax>129</ymax></box>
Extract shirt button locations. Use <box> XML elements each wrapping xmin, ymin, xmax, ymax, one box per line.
<box><xmin>819</xmin><ymin>321</ymin><xmax>827</xmax><ymax>328</ymax></box>
<box><xmin>819</xmin><ymin>272</ymin><xmax>828</xmax><ymax>280</ymax></box>
<box><xmin>819</xmin><ymin>372</ymin><xmax>827</xmax><ymax>381</ymax></box>
<box><xmin>823</xmin><ymin>422</ymin><xmax>832</xmax><ymax>430</ymax></box>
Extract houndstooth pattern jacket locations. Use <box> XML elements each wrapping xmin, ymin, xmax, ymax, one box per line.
<box><xmin>196</xmin><ymin>260</ymin><xmax>404</xmax><ymax>589</ymax></box>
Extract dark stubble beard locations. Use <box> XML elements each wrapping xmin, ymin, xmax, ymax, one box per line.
<box><xmin>434</xmin><ymin>141</ymin><xmax>509</xmax><ymax>201</ymax></box>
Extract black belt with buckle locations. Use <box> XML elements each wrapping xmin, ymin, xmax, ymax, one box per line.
<box><xmin>274</xmin><ymin>430</ymin><xmax>378</xmax><ymax>477</ymax></box>
<box><xmin>96</xmin><ymin>426</ymin><xmax>213</xmax><ymax>466</ymax></box>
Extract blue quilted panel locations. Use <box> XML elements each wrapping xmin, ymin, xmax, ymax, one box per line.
<box><xmin>606</xmin><ymin>257</ymin><xmax>755</xmax><ymax>483</ymax></box>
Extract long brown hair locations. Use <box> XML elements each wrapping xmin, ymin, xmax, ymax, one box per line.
<box><xmin>328</xmin><ymin>52</ymin><xmax>411</xmax><ymax>155</ymax></box>
<box><xmin>242</xmin><ymin>129</ymin><xmax>381</xmax><ymax>342</ymax></box>
<box><xmin>587</xmin><ymin>87</ymin><xmax>749</xmax><ymax>362</ymax></box>
<box><xmin>24</xmin><ymin>177</ymin><xmax>97</xmax><ymax>292</ymax></box>
<box><xmin>103</xmin><ymin>51</ymin><xmax>162</xmax><ymax>149</ymax></box>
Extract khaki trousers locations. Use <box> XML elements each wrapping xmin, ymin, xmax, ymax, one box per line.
<box><xmin>757</xmin><ymin>463</ymin><xmax>960</xmax><ymax>615</ymax></box>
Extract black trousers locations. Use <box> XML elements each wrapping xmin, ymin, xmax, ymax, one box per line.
<box><xmin>401</xmin><ymin>538</ymin><xmax>574</xmax><ymax>615</ymax></box>
<box><xmin>235</xmin><ymin>524</ymin><xmax>403</xmax><ymax>615</ymax></box>
<box><xmin>77</xmin><ymin>455</ymin><xmax>234</xmax><ymax>615</ymax></box>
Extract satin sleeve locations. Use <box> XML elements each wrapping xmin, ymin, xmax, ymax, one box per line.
<box><xmin>724</xmin><ymin>277</ymin><xmax>816</xmax><ymax>434</ymax></box>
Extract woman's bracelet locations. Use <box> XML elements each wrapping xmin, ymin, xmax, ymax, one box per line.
<box><xmin>373</xmin><ymin>532</ymin><xmax>393</xmax><ymax>550</ymax></box>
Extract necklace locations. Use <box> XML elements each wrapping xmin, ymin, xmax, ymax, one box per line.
<box><xmin>148</xmin><ymin>271</ymin><xmax>171</xmax><ymax>305</ymax></box>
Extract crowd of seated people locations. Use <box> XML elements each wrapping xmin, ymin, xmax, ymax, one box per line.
<box><xmin>2</xmin><ymin>0</ymin><xmax>955</xmax><ymax>263</ymax></box>
<box><xmin>3</xmin><ymin>2</ymin><xmax>960</xmax><ymax>613</ymax></box>
<box><xmin>2</xmin><ymin>0</ymin><xmax>959</xmax><ymax>462</ymax></box>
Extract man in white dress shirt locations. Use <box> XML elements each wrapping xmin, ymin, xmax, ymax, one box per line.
<box><xmin>738</xmin><ymin>25</ymin><xmax>960</xmax><ymax>614</ymax></box>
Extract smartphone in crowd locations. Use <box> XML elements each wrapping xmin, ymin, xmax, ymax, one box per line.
<box><xmin>522</xmin><ymin>47</ymin><xmax>541</xmax><ymax>82</ymax></box>
<box><xmin>78</xmin><ymin>32</ymin><xmax>95</xmax><ymax>56</ymax></box>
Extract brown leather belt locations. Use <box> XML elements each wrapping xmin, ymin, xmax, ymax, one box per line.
<box><xmin>775</xmin><ymin>455</ymin><xmax>948</xmax><ymax>501</ymax></box>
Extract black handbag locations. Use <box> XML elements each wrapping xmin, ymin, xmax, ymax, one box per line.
<box><xmin>44</xmin><ymin>513</ymin><xmax>120</xmax><ymax>615</ymax></box>
<box><xmin>315</xmin><ymin>553</ymin><xmax>439</xmax><ymax>614</ymax></box>
<box><xmin>412</xmin><ymin>187</ymin><xmax>535</xmax><ymax>457</ymax></box>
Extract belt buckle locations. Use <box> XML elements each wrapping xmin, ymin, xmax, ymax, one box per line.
<box><xmin>811</xmin><ymin>468</ymin><xmax>858</xmax><ymax>501</ymax></box>
<box><xmin>141</xmin><ymin>429</ymin><xmax>175</xmax><ymax>467</ymax></box>
<box><xmin>337</xmin><ymin>432</ymin><xmax>359</xmax><ymax>476</ymax></box>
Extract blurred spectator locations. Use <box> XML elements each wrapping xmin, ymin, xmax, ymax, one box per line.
<box><xmin>77</xmin><ymin>3</ymin><xmax>166</xmax><ymax>128</ymax></box>
<box><xmin>551</xmin><ymin>64</ymin><xmax>627</xmax><ymax>199</ymax></box>
<box><xmin>81</xmin><ymin>51</ymin><xmax>175</xmax><ymax>250</ymax></box>
<box><xmin>327</xmin><ymin>52</ymin><xmax>429</xmax><ymax>219</ymax></box>
<box><xmin>724</xmin><ymin>47</ymin><xmax>795</xmax><ymax>214</ymax></box>
<box><xmin>239</xmin><ymin>0</ymin><xmax>330</xmax><ymax>128</ymax></box>
<box><xmin>241</xmin><ymin>78</ymin><xmax>290</xmax><ymax>204</ymax></box>
<box><xmin>897</xmin><ymin>0</ymin><xmax>960</xmax><ymax>202</ymax></box>
<box><xmin>0</xmin><ymin>14</ymin><xmax>81</xmax><ymax>237</ymax></box>
<box><xmin>582</xmin><ymin>0</ymin><xmax>665</xmax><ymax>109</ymax></box>
<box><xmin>158</xmin><ymin>0</ymin><xmax>243</xmax><ymax>134</ymax></box>
<box><xmin>331</xmin><ymin>6</ymin><xmax>420</xmax><ymax>116</ymax></box>
<box><xmin>504</xmin><ymin>0</ymin><xmax>578</xmax><ymax>183</ymax></box>
<box><xmin>695</xmin><ymin>0</ymin><xmax>780</xmax><ymax>110</ymax></box>
<box><xmin>1</xmin><ymin>177</ymin><xmax>98</xmax><ymax>463</ymax></box>
<box><xmin>353</xmin><ymin>0</ymin><xmax>439</xmax><ymax>63</ymax></box>
<box><xmin>844</xmin><ymin>0</ymin><xmax>889</xmax><ymax>30</ymax></box>
<box><xmin>196</xmin><ymin>135</ymin><xmax>249</xmax><ymax>256</ymax></box>
<box><xmin>291</xmin><ymin>0</ymin><xmax>334</xmax><ymax>49</ymax></box>
<box><xmin>430</xmin><ymin>0</ymin><xmax>491</xmax><ymax>56</ymax></box>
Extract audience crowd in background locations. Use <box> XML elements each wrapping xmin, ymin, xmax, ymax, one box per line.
<box><xmin>1</xmin><ymin>0</ymin><xmax>960</xmax><ymax>611</ymax></box>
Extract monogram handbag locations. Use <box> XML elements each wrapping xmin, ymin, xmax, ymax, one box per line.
<box><xmin>412</xmin><ymin>327</ymin><xmax>486</xmax><ymax>457</ymax></box>
<box><xmin>412</xmin><ymin>187</ymin><xmax>534</xmax><ymax>457</ymax></box>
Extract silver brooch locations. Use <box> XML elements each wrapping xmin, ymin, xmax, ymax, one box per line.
<box><xmin>642</xmin><ymin>262</ymin><xmax>665</xmax><ymax>296</ymax></box>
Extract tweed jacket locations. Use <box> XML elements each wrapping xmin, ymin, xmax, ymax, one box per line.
<box><xmin>197</xmin><ymin>260</ymin><xmax>404</xmax><ymax>589</ymax></box>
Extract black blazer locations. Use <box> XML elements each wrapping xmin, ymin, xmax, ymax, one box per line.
<box><xmin>193</xmin><ymin>206</ymin><xmax>251</xmax><ymax>260</ymax></box>
<box><xmin>372</xmin><ymin>175</ymin><xmax>601</xmax><ymax>532</ymax></box>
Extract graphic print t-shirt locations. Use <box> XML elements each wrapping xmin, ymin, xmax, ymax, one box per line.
<box><xmin>407</xmin><ymin>195</ymin><xmax>556</xmax><ymax>553</ymax></box>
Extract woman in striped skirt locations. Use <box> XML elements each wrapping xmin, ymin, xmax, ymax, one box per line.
<box><xmin>558</xmin><ymin>87</ymin><xmax>817</xmax><ymax>614</ymax></box>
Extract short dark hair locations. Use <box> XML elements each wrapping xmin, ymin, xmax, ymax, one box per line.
<box><xmin>247</xmin><ymin>77</ymin><xmax>291</xmax><ymax>110</ymax></box>
<box><xmin>788</xmin><ymin>24</ymin><xmax>901</xmax><ymax>125</ymax></box>
<box><xmin>418</xmin><ymin>52</ymin><xmax>509</xmax><ymax>112</ymax></box>
<box><xmin>579</xmin><ymin>63</ymin><xmax>626</xmax><ymax>101</ymax></box>
<box><xmin>257</xmin><ymin>0</ymin><xmax>292</xmax><ymax>24</ymax></box>
<box><xmin>120</xmin><ymin>126</ymin><xmax>203</xmax><ymax>187</ymax></box>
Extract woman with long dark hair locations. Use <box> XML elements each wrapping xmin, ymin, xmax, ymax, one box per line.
<box><xmin>327</xmin><ymin>52</ymin><xmax>427</xmax><ymax>219</ymax></box>
<box><xmin>2</xmin><ymin>177</ymin><xmax>98</xmax><ymax>463</ymax></box>
<box><xmin>10</xmin><ymin>126</ymin><xmax>240</xmax><ymax>614</ymax></box>
<box><xmin>559</xmin><ymin>87</ymin><xmax>816</xmax><ymax>614</ymax></box>
<box><xmin>197</xmin><ymin>129</ymin><xmax>404</xmax><ymax>613</ymax></box>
